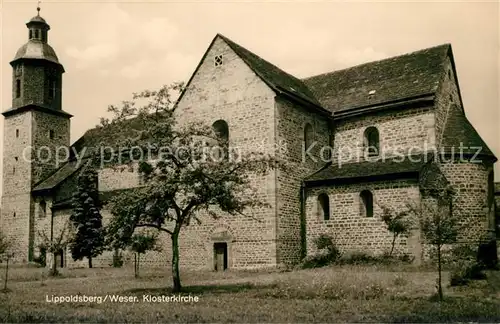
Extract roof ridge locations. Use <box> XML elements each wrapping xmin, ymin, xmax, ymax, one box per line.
<box><xmin>302</xmin><ymin>43</ymin><xmax>450</xmax><ymax>81</ymax></box>
<box><xmin>216</xmin><ymin>34</ymin><xmax>322</xmax><ymax>107</ymax></box>
<box><xmin>440</xmin><ymin>104</ymin><xmax>496</xmax><ymax>160</ymax></box>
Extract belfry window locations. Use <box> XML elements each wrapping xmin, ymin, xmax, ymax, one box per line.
<box><xmin>48</xmin><ymin>79</ymin><xmax>56</xmax><ymax>100</ymax></box>
<box><xmin>15</xmin><ymin>79</ymin><xmax>21</xmax><ymax>98</ymax></box>
<box><xmin>34</xmin><ymin>29</ymin><xmax>39</xmax><ymax>39</ymax></box>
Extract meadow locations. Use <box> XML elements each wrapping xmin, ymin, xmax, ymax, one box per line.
<box><xmin>1</xmin><ymin>263</ymin><xmax>500</xmax><ymax>322</ymax></box>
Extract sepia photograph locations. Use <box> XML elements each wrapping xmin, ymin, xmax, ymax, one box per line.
<box><xmin>0</xmin><ymin>0</ymin><xmax>499</xmax><ymax>322</ymax></box>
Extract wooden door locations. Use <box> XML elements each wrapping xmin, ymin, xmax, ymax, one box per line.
<box><xmin>214</xmin><ymin>243</ymin><xmax>227</xmax><ymax>271</ymax></box>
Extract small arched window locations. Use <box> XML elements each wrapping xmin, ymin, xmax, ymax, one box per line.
<box><xmin>317</xmin><ymin>193</ymin><xmax>330</xmax><ymax>220</ymax></box>
<box><xmin>39</xmin><ymin>200</ymin><xmax>47</xmax><ymax>218</ymax></box>
<box><xmin>304</xmin><ymin>123</ymin><xmax>314</xmax><ymax>150</ymax></box>
<box><xmin>360</xmin><ymin>190</ymin><xmax>374</xmax><ymax>217</ymax></box>
<box><xmin>364</xmin><ymin>127</ymin><xmax>379</xmax><ymax>157</ymax></box>
<box><xmin>212</xmin><ymin>120</ymin><xmax>229</xmax><ymax>161</ymax></box>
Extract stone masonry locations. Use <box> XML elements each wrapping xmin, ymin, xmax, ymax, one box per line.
<box><xmin>1</xmin><ymin>13</ymin><xmax>497</xmax><ymax>269</ymax></box>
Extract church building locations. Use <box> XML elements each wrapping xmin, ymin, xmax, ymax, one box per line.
<box><xmin>1</xmin><ymin>11</ymin><xmax>497</xmax><ymax>269</ymax></box>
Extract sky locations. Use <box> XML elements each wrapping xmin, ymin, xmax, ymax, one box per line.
<box><xmin>0</xmin><ymin>0</ymin><xmax>499</xmax><ymax>192</ymax></box>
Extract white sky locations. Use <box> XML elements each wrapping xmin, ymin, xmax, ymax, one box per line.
<box><xmin>1</xmin><ymin>0</ymin><xmax>499</xmax><ymax>191</ymax></box>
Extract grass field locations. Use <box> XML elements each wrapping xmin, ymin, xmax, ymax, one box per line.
<box><xmin>1</xmin><ymin>264</ymin><xmax>500</xmax><ymax>322</ymax></box>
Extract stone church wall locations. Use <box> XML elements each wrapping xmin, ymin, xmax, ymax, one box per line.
<box><xmin>68</xmin><ymin>36</ymin><xmax>281</xmax><ymax>271</ymax></box>
<box><xmin>332</xmin><ymin>107</ymin><xmax>436</xmax><ymax>164</ymax></box>
<box><xmin>434</xmin><ymin>55</ymin><xmax>461</xmax><ymax>146</ymax></box>
<box><xmin>305</xmin><ymin>179</ymin><xmax>421</xmax><ymax>258</ymax></box>
<box><xmin>275</xmin><ymin>97</ymin><xmax>330</xmax><ymax>265</ymax></box>
<box><xmin>440</xmin><ymin>160</ymin><xmax>495</xmax><ymax>243</ymax></box>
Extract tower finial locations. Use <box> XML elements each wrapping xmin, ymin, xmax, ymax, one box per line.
<box><xmin>36</xmin><ymin>0</ymin><xmax>41</xmax><ymax>15</ymax></box>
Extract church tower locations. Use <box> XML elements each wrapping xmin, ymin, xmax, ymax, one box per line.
<box><xmin>1</xmin><ymin>8</ymin><xmax>72</xmax><ymax>262</ymax></box>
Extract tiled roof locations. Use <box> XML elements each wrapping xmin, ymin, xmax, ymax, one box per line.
<box><xmin>218</xmin><ymin>34</ymin><xmax>322</xmax><ymax>108</ymax></box>
<box><xmin>304</xmin><ymin>155</ymin><xmax>431</xmax><ymax>184</ymax></box>
<box><xmin>51</xmin><ymin>188</ymin><xmax>133</xmax><ymax>210</ymax></box>
<box><xmin>71</xmin><ymin>117</ymin><xmax>147</xmax><ymax>158</ymax></box>
<box><xmin>419</xmin><ymin>161</ymin><xmax>450</xmax><ymax>190</ymax></box>
<box><xmin>440</xmin><ymin>105</ymin><xmax>496</xmax><ymax>159</ymax></box>
<box><xmin>32</xmin><ymin>160</ymin><xmax>85</xmax><ymax>192</ymax></box>
<box><xmin>302</xmin><ymin>44</ymin><xmax>449</xmax><ymax>113</ymax></box>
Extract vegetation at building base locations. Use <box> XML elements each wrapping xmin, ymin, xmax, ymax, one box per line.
<box><xmin>1</xmin><ymin>264</ymin><xmax>500</xmax><ymax>322</ymax></box>
<box><xmin>380</xmin><ymin>204</ymin><xmax>413</xmax><ymax>256</ymax></box>
<box><xmin>0</xmin><ymin>231</ymin><xmax>13</xmax><ymax>292</ymax></box>
<box><xmin>129</xmin><ymin>233</ymin><xmax>159</xmax><ymax>278</ymax></box>
<box><xmin>69</xmin><ymin>164</ymin><xmax>106</xmax><ymax>269</ymax></box>
<box><xmin>100</xmin><ymin>83</ymin><xmax>282</xmax><ymax>292</ymax></box>
<box><xmin>37</xmin><ymin>220</ymin><xmax>74</xmax><ymax>277</ymax></box>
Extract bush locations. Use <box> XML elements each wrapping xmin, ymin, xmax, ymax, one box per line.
<box><xmin>314</xmin><ymin>234</ymin><xmax>341</xmax><ymax>259</ymax></box>
<box><xmin>450</xmin><ymin>261</ymin><xmax>486</xmax><ymax>286</ymax></box>
<box><xmin>33</xmin><ymin>247</ymin><xmax>47</xmax><ymax>267</ymax></box>
<box><xmin>336</xmin><ymin>251</ymin><xmax>413</xmax><ymax>265</ymax></box>
<box><xmin>299</xmin><ymin>234</ymin><xmax>340</xmax><ymax>269</ymax></box>
<box><xmin>300</xmin><ymin>253</ymin><xmax>334</xmax><ymax>269</ymax></box>
<box><xmin>477</xmin><ymin>240</ymin><xmax>498</xmax><ymax>270</ymax></box>
<box><xmin>449</xmin><ymin>244</ymin><xmax>487</xmax><ymax>287</ymax></box>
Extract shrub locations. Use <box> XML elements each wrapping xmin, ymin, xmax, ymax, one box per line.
<box><xmin>33</xmin><ymin>246</ymin><xmax>47</xmax><ymax>267</ymax></box>
<box><xmin>300</xmin><ymin>253</ymin><xmax>333</xmax><ymax>269</ymax></box>
<box><xmin>477</xmin><ymin>240</ymin><xmax>498</xmax><ymax>270</ymax></box>
<box><xmin>338</xmin><ymin>252</ymin><xmax>377</xmax><ymax>265</ymax></box>
<box><xmin>449</xmin><ymin>244</ymin><xmax>487</xmax><ymax>286</ymax></box>
<box><xmin>450</xmin><ymin>261</ymin><xmax>486</xmax><ymax>286</ymax></box>
<box><xmin>336</xmin><ymin>251</ymin><xmax>413</xmax><ymax>265</ymax></box>
<box><xmin>299</xmin><ymin>234</ymin><xmax>340</xmax><ymax>269</ymax></box>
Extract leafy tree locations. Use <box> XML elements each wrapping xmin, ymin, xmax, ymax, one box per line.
<box><xmin>380</xmin><ymin>205</ymin><xmax>413</xmax><ymax>256</ymax></box>
<box><xmin>408</xmin><ymin>187</ymin><xmax>461</xmax><ymax>301</ymax></box>
<box><xmin>101</xmin><ymin>83</ymin><xmax>280</xmax><ymax>292</ymax></box>
<box><xmin>38</xmin><ymin>219</ymin><xmax>74</xmax><ymax>276</ymax></box>
<box><xmin>0</xmin><ymin>231</ymin><xmax>13</xmax><ymax>292</ymax></box>
<box><xmin>69</xmin><ymin>163</ymin><xmax>105</xmax><ymax>268</ymax></box>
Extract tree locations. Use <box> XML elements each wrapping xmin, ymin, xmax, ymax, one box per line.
<box><xmin>130</xmin><ymin>233</ymin><xmax>159</xmax><ymax>278</ymax></box>
<box><xmin>69</xmin><ymin>163</ymin><xmax>105</xmax><ymax>268</ymax></box>
<box><xmin>101</xmin><ymin>83</ymin><xmax>280</xmax><ymax>292</ymax></box>
<box><xmin>0</xmin><ymin>231</ymin><xmax>14</xmax><ymax>292</ymax></box>
<box><xmin>38</xmin><ymin>219</ymin><xmax>74</xmax><ymax>276</ymax></box>
<box><xmin>380</xmin><ymin>205</ymin><xmax>413</xmax><ymax>256</ymax></box>
<box><xmin>408</xmin><ymin>187</ymin><xmax>460</xmax><ymax>301</ymax></box>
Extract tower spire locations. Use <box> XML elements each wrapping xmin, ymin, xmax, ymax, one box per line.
<box><xmin>37</xmin><ymin>0</ymin><xmax>41</xmax><ymax>15</ymax></box>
